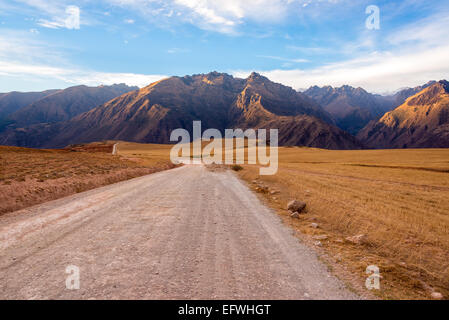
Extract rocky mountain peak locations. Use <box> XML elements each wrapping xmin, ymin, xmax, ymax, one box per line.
<box><xmin>407</xmin><ymin>80</ymin><xmax>449</xmax><ymax>106</ymax></box>
<box><xmin>438</xmin><ymin>80</ymin><xmax>449</xmax><ymax>92</ymax></box>
<box><xmin>247</xmin><ymin>72</ymin><xmax>269</xmax><ymax>83</ymax></box>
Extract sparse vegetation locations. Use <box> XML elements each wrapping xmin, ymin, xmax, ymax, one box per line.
<box><xmin>231</xmin><ymin>164</ymin><xmax>243</xmax><ymax>171</ymax></box>
<box><xmin>0</xmin><ymin>142</ymin><xmax>176</xmax><ymax>215</ymax></box>
<box><xmin>237</xmin><ymin>147</ymin><xmax>449</xmax><ymax>300</ymax></box>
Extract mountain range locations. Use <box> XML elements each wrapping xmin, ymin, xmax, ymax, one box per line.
<box><xmin>0</xmin><ymin>84</ymin><xmax>138</xmax><ymax>130</ymax></box>
<box><xmin>0</xmin><ymin>90</ymin><xmax>59</xmax><ymax>127</ymax></box>
<box><xmin>0</xmin><ymin>72</ymin><xmax>447</xmax><ymax>150</ymax></box>
<box><xmin>303</xmin><ymin>82</ymin><xmax>436</xmax><ymax>135</ymax></box>
<box><xmin>0</xmin><ymin>72</ymin><xmax>361</xmax><ymax>149</ymax></box>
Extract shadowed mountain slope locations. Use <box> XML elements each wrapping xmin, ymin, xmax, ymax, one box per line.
<box><xmin>7</xmin><ymin>84</ymin><xmax>138</xmax><ymax>127</ymax></box>
<box><xmin>0</xmin><ymin>90</ymin><xmax>58</xmax><ymax>120</ymax></box>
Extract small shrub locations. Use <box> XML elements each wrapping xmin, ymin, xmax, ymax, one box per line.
<box><xmin>255</xmin><ymin>186</ymin><xmax>269</xmax><ymax>194</ymax></box>
<box><xmin>231</xmin><ymin>164</ymin><xmax>243</xmax><ymax>171</ymax></box>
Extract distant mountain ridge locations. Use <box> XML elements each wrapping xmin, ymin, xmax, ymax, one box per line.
<box><xmin>304</xmin><ymin>85</ymin><xmax>389</xmax><ymax>135</ymax></box>
<box><xmin>7</xmin><ymin>83</ymin><xmax>138</xmax><ymax>128</ymax></box>
<box><xmin>357</xmin><ymin>80</ymin><xmax>449</xmax><ymax>148</ymax></box>
<box><xmin>0</xmin><ymin>72</ymin><xmax>361</xmax><ymax>150</ymax></box>
<box><xmin>303</xmin><ymin>83</ymin><xmax>435</xmax><ymax>135</ymax></box>
<box><xmin>388</xmin><ymin>81</ymin><xmax>436</xmax><ymax>107</ymax></box>
<box><xmin>0</xmin><ymin>90</ymin><xmax>59</xmax><ymax>119</ymax></box>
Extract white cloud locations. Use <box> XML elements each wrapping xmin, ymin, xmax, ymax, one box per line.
<box><xmin>0</xmin><ymin>30</ymin><xmax>166</xmax><ymax>90</ymax></box>
<box><xmin>38</xmin><ymin>5</ymin><xmax>80</xmax><ymax>29</ymax></box>
<box><xmin>8</xmin><ymin>0</ymin><xmax>340</xmax><ymax>34</ymax></box>
<box><xmin>172</xmin><ymin>0</ymin><xmax>241</xmax><ymax>33</ymax></box>
<box><xmin>73</xmin><ymin>72</ymin><xmax>167</xmax><ymax>88</ymax></box>
<box><xmin>257</xmin><ymin>55</ymin><xmax>309</xmax><ymax>64</ymax></box>
<box><xmin>0</xmin><ymin>59</ymin><xmax>167</xmax><ymax>88</ymax></box>
<box><xmin>167</xmin><ymin>47</ymin><xmax>190</xmax><ymax>54</ymax></box>
<box><xmin>387</xmin><ymin>13</ymin><xmax>449</xmax><ymax>48</ymax></box>
<box><xmin>7</xmin><ymin>1</ymin><xmax>82</xmax><ymax>29</ymax></box>
<box><xmin>37</xmin><ymin>19</ymin><xmax>65</xmax><ymax>29</ymax></box>
<box><xmin>14</xmin><ymin>0</ymin><xmax>66</xmax><ymax>16</ymax></box>
<box><xmin>0</xmin><ymin>30</ymin><xmax>66</xmax><ymax>64</ymax></box>
<box><xmin>234</xmin><ymin>45</ymin><xmax>449</xmax><ymax>93</ymax></box>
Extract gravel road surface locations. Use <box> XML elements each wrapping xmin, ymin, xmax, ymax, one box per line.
<box><xmin>0</xmin><ymin>165</ymin><xmax>358</xmax><ymax>299</ymax></box>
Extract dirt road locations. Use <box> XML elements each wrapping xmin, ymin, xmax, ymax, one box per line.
<box><xmin>0</xmin><ymin>165</ymin><xmax>358</xmax><ymax>299</ymax></box>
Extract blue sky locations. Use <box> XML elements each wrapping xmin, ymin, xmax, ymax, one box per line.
<box><xmin>0</xmin><ymin>0</ymin><xmax>448</xmax><ymax>93</ymax></box>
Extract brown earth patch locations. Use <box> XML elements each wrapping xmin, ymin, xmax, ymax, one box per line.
<box><xmin>0</xmin><ymin>143</ymin><xmax>176</xmax><ymax>215</ymax></box>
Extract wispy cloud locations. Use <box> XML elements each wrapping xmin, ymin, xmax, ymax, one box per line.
<box><xmin>102</xmin><ymin>0</ymin><xmax>339</xmax><ymax>34</ymax></box>
<box><xmin>4</xmin><ymin>0</ymin><xmax>342</xmax><ymax>34</ymax></box>
<box><xmin>235</xmin><ymin>45</ymin><xmax>449</xmax><ymax>93</ymax></box>
<box><xmin>257</xmin><ymin>55</ymin><xmax>309</xmax><ymax>64</ymax></box>
<box><xmin>286</xmin><ymin>45</ymin><xmax>333</xmax><ymax>54</ymax></box>
<box><xmin>14</xmin><ymin>0</ymin><xmax>66</xmax><ymax>16</ymax></box>
<box><xmin>167</xmin><ymin>48</ymin><xmax>190</xmax><ymax>54</ymax></box>
<box><xmin>0</xmin><ymin>59</ymin><xmax>167</xmax><ymax>88</ymax></box>
<box><xmin>6</xmin><ymin>1</ymin><xmax>83</xmax><ymax>29</ymax></box>
<box><xmin>386</xmin><ymin>12</ymin><xmax>449</xmax><ymax>47</ymax></box>
<box><xmin>0</xmin><ymin>29</ymin><xmax>166</xmax><ymax>89</ymax></box>
<box><xmin>234</xmin><ymin>11</ymin><xmax>449</xmax><ymax>93</ymax></box>
<box><xmin>37</xmin><ymin>5</ymin><xmax>80</xmax><ymax>29</ymax></box>
<box><xmin>0</xmin><ymin>30</ymin><xmax>66</xmax><ymax>64</ymax></box>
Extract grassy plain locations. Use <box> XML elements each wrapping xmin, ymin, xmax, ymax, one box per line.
<box><xmin>114</xmin><ymin>141</ymin><xmax>175</xmax><ymax>166</ymax></box>
<box><xmin>0</xmin><ymin>142</ymin><xmax>175</xmax><ymax>215</ymax></box>
<box><xmin>237</xmin><ymin>147</ymin><xmax>449</xmax><ymax>299</ymax></box>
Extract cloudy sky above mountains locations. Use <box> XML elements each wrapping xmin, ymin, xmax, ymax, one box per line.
<box><xmin>0</xmin><ymin>0</ymin><xmax>448</xmax><ymax>93</ymax></box>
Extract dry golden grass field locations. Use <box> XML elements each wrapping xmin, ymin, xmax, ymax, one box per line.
<box><xmin>115</xmin><ymin>141</ymin><xmax>175</xmax><ymax>166</ymax></box>
<box><xmin>236</xmin><ymin>147</ymin><xmax>449</xmax><ymax>300</ymax></box>
<box><xmin>0</xmin><ymin>142</ymin><xmax>175</xmax><ymax>215</ymax></box>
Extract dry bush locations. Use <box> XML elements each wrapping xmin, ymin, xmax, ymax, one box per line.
<box><xmin>231</xmin><ymin>164</ymin><xmax>243</xmax><ymax>171</ymax></box>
